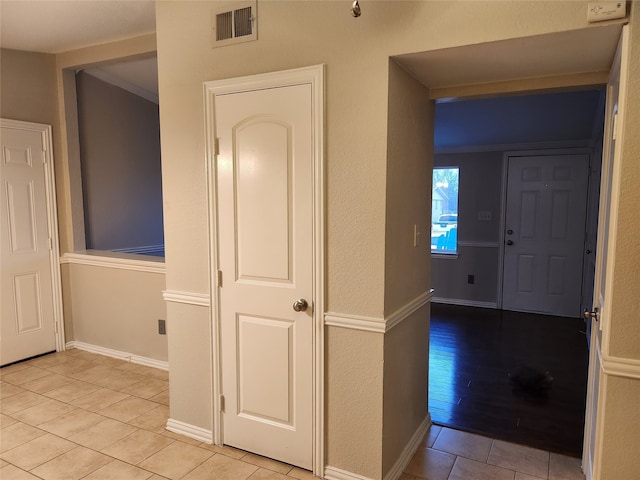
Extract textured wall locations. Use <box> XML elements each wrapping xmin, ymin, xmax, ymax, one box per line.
<box><xmin>0</xmin><ymin>49</ymin><xmax>58</xmax><ymax>125</ymax></box>
<box><xmin>62</xmin><ymin>262</ymin><xmax>167</xmax><ymax>362</ymax></box>
<box><xmin>153</xmin><ymin>1</ymin><xmax>632</xmax><ymax>477</ymax></box>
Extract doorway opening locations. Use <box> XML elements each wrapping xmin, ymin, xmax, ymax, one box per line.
<box><xmin>428</xmin><ymin>87</ymin><xmax>606</xmax><ymax>457</ymax></box>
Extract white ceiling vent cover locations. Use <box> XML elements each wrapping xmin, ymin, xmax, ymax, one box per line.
<box><xmin>213</xmin><ymin>1</ymin><xmax>257</xmax><ymax>47</ymax></box>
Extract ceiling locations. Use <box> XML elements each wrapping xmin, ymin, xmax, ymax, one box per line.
<box><xmin>0</xmin><ymin>2</ymin><xmax>619</xmax><ymax>146</ymax></box>
<box><xmin>0</xmin><ymin>1</ymin><xmax>155</xmax><ymax>54</ymax></box>
<box><xmin>1</xmin><ymin>0</ymin><xmax>158</xmax><ymax>99</ymax></box>
<box><xmin>394</xmin><ymin>23</ymin><xmax>622</xmax><ymax>91</ymax></box>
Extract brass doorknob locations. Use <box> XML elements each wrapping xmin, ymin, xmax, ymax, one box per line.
<box><xmin>293</xmin><ymin>299</ymin><xmax>308</xmax><ymax>312</ymax></box>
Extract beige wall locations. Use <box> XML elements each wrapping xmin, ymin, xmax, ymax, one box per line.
<box><xmin>325</xmin><ymin>327</ymin><xmax>384</xmax><ymax>478</ymax></box>
<box><xmin>61</xmin><ymin>262</ymin><xmax>168</xmax><ymax>362</ymax></box>
<box><xmin>381</xmin><ymin>60</ymin><xmax>432</xmax><ymax>477</ymax></box>
<box><xmin>384</xmin><ymin>60</ymin><xmax>432</xmax><ymax>314</ymax></box>
<box><xmin>608</xmin><ymin>0</ymin><xmax>640</xmax><ymax>361</ymax></box>
<box><xmin>153</xmin><ymin>1</ymin><xmax>639</xmax><ymax>477</ymax></box>
<box><xmin>599</xmin><ymin>375</ymin><xmax>640</xmax><ymax>478</ymax></box>
<box><xmin>0</xmin><ymin>49</ymin><xmax>58</xmax><ymax>125</ymax></box>
<box><xmin>382</xmin><ymin>307</ymin><xmax>430</xmax><ymax>477</ymax></box>
<box><xmin>598</xmin><ymin>2</ymin><xmax>640</xmax><ymax>477</ymax></box>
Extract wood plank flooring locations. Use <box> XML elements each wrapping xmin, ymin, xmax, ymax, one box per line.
<box><xmin>429</xmin><ymin>303</ymin><xmax>589</xmax><ymax>458</ymax></box>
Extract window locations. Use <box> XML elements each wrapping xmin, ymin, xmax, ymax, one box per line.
<box><xmin>431</xmin><ymin>167</ymin><xmax>459</xmax><ymax>254</ymax></box>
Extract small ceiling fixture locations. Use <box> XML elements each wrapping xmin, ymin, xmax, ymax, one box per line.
<box><xmin>351</xmin><ymin>0</ymin><xmax>361</xmax><ymax>17</ymax></box>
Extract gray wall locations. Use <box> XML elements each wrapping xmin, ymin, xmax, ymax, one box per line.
<box><xmin>432</xmin><ymin>151</ymin><xmax>503</xmax><ymax>305</ymax></box>
<box><xmin>76</xmin><ymin>71</ymin><xmax>163</xmax><ymax>253</ymax></box>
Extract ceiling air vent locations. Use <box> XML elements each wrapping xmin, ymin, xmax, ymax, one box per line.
<box><xmin>213</xmin><ymin>1</ymin><xmax>257</xmax><ymax>47</ymax></box>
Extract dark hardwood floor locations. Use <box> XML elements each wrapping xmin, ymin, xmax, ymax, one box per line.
<box><xmin>428</xmin><ymin>303</ymin><xmax>589</xmax><ymax>457</ymax></box>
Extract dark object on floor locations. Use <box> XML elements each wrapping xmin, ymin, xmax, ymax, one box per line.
<box><xmin>509</xmin><ymin>365</ymin><xmax>554</xmax><ymax>396</ymax></box>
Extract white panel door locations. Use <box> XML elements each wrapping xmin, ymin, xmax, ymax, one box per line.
<box><xmin>214</xmin><ymin>83</ymin><xmax>313</xmax><ymax>468</ymax></box>
<box><xmin>1</xmin><ymin>124</ymin><xmax>57</xmax><ymax>366</ymax></box>
<box><xmin>502</xmin><ymin>154</ymin><xmax>589</xmax><ymax>317</ymax></box>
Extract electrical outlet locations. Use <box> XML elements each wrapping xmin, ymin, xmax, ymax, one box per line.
<box><xmin>158</xmin><ymin>319</ymin><xmax>166</xmax><ymax>335</ymax></box>
<box><xmin>478</xmin><ymin>211</ymin><xmax>492</xmax><ymax>221</ymax></box>
<box><xmin>467</xmin><ymin>274</ymin><xmax>475</xmax><ymax>285</ymax></box>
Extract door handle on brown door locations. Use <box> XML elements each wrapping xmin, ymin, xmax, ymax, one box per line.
<box><xmin>506</xmin><ymin>240</ymin><xmax>514</xmax><ymax>245</ymax></box>
<box><xmin>293</xmin><ymin>299</ymin><xmax>308</xmax><ymax>312</ymax></box>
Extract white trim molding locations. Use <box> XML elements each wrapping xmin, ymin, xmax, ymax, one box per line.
<box><xmin>385</xmin><ymin>290</ymin><xmax>434</xmax><ymax>331</ymax></box>
<box><xmin>383</xmin><ymin>415</ymin><xmax>432</xmax><ymax>480</ymax></box>
<box><xmin>325</xmin><ymin>290</ymin><xmax>434</xmax><ymax>334</ymax></box>
<box><xmin>61</xmin><ymin>251</ymin><xmax>165</xmax><ymax>274</ymax></box>
<box><xmin>324</xmin><ymin>466</ymin><xmax>374</xmax><ymax>480</ymax></box>
<box><xmin>166</xmin><ymin>419</ymin><xmax>213</xmax><ymax>444</ymax></box>
<box><xmin>432</xmin><ymin>297</ymin><xmax>497</xmax><ymax>309</ymax></box>
<box><xmin>324</xmin><ymin>312</ymin><xmax>386</xmax><ymax>333</ymax></box>
<box><xmin>601</xmin><ymin>353</ymin><xmax>640</xmax><ymax>380</ymax></box>
<box><xmin>112</xmin><ymin>244</ymin><xmax>164</xmax><ymax>256</ymax></box>
<box><xmin>434</xmin><ymin>139</ymin><xmax>593</xmax><ymax>155</ymax></box>
<box><xmin>162</xmin><ymin>290</ymin><xmax>211</xmax><ymax>307</ymax></box>
<box><xmin>66</xmin><ymin>341</ymin><xmax>168</xmax><ymax>370</ymax></box>
<box><xmin>457</xmin><ymin>241</ymin><xmax>500</xmax><ymax>248</ymax></box>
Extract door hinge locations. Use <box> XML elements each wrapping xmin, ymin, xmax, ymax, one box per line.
<box><xmin>48</xmin><ymin>238</ymin><xmax>53</xmax><ymax>250</ymax></box>
<box><xmin>54</xmin><ymin>322</ymin><xmax>58</xmax><ymax>334</ymax></box>
<box><xmin>219</xmin><ymin>394</ymin><xmax>225</xmax><ymax>412</ymax></box>
<box><xmin>215</xmin><ymin>138</ymin><xmax>220</xmax><ymax>155</ymax></box>
<box><xmin>217</xmin><ymin>270</ymin><xmax>223</xmax><ymax>287</ymax></box>
<box><xmin>612</xmin><ymin>112</ymin><xmax>618</xmax><ymax>141</ymax></box>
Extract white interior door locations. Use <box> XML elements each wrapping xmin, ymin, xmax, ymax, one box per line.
<box><xmin>502</xmin><ymin>153</ymin><xmax>589</xmax><ymax>317</ymax></box>
<box><xmin>1</xmin><ymin>121</ymin><xmax>58</xmax><ymax>366</ymax></box>
<box><xmin>582</xmin><ymin>25</ymin><xmax>629</xmax><ymax>480</ymax></box>
<box><xmin>212</xmin><ymin>79</ymin><xmax>315</xmax><ymax>469</ymax></box>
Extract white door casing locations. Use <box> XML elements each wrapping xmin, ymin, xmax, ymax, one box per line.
<box><xmin>502</xmin><ymin>153</ymin><xmax>589</xmax><ymax>318</ymax></box>
<box><xmin>205</xmin><ymin>65</ymin><xmax>324</xmax><ymax>472</ymax></box>
<box><xmin>582</xmin><ymin>25</ymin><xmax>629</xmax><ymax>480</ymax></box>
<box><xmin>1</xmin><ymin>119</ymin><xmax>64</xmax><ymax>366</ymax></box>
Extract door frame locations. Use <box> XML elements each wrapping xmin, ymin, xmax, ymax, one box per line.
<box><xmin>1</xmin><ymin>118</ymin><xmax>66</xmax><ymax>355</ymax></box>
<box><xmin>582</xmin><ymin>24</ymin><xmax>630</xmax><ymax>480</ymax></box>
<box><xmin>203</xmin><ymin>65</ymin><xmax>325</xmax><ymax>474</ymax></box>
<box><xmin>498</xmin><ymin>148</ymin><xmax>595</xmax><ymax>315</ymax></box>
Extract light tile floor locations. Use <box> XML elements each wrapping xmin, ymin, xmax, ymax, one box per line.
<box><xmin>1</xmin><ymin>349</ymin><xmax>585</xmax><ymax>480</ymax></box>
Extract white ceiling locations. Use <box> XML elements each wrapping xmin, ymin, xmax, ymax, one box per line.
<box><xmin>1</xmin><ymin>0</ymin><xmax>158</xmax><ymax>98</ymax></box>
<box><xmin>394</xmin><ymin>24</ymin><xmax>622</xmax><ymax>90</ymax></box>
<box><xmin>0</xmin><ymin>0</ymin><xmax>155</xmax><ymax>54</ymax></box>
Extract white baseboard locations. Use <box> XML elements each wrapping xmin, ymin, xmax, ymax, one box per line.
<box><xmin>432</xmin><ymin>297</ymin><xmax>497</xmax><ymax>309</ymax></box>
<box><xmin>383</xmin><ymin>414</ymin><xmax>431</xmax><ymax>480</ymax></box>
<box><xmin>166</xmin><ymin>418</ymin><xmax>213</xmax><ymax>444</ymax></box>
<box><xmin>324</xmin><ymin>466</ymin><xmax>375</xmax><ymax>480</ymax></box>
<box><xmin>66</xmin><ymin>341</ymin><xmax>168</xmax><ymax>371</ymax></box>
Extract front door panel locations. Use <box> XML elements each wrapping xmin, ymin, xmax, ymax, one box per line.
<box><xmin>503</xmin><ymin>154</ymin><xmax>589</xmax><ymax>317</ymax></box>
